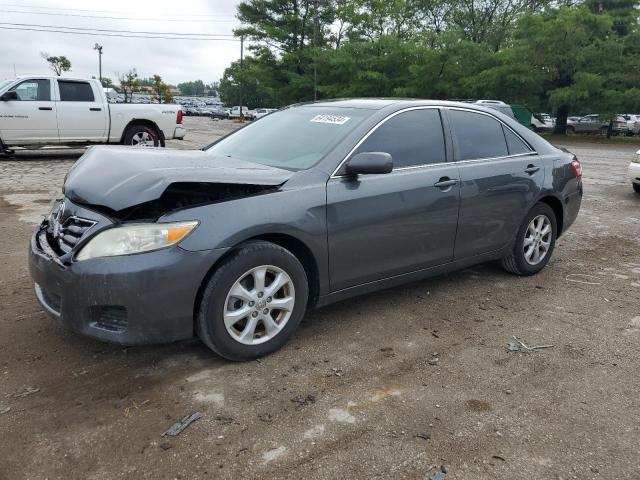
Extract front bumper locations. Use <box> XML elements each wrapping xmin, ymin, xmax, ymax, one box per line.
<box><xmin>173</xmin><ymin>125</ymin><xmax>186</xmax><ymax>140</ymax></box>
<box><xmin>29</xmin><ymin>228</ymin><xmax>228</xmax><ymax>345</ymax></box>
<box><xmin>628</xmin><ymin>162</ymin><xmax>640</xmax><ymax>185</ymax></box>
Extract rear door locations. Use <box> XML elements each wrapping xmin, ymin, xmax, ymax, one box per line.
<box><xmin>327</xmin><ymin>108</ymin><xmax>460</xmax><ymax>291</ymax></box>
<box><xmin>55</xmin><ymin>80</ymin><xmax>108</xmax><ymax>142</ymax></box>
<box><xmin>446</xmin><ymin>108</ymin><xmax>543</xmax><ymax>259</ymax></box>
<box><xmin>0</xmin><ymin>79</ymin><xmax>57</xmax><ymax>144</ymax></box>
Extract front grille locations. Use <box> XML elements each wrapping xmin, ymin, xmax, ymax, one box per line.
<box><xmin>55</xmin><ymin>216</ymin><xmax>97</xmax><ymax>254</ymax></box>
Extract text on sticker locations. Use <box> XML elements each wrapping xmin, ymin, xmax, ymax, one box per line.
<box><xmin>310</xmin><ymin>114</ymin><xmax>351</xmax><ymax>125</ymax></box>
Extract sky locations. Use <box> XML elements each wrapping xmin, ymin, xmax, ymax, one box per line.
<box><xmin>0</xmin><ymin>0</ymin><xmax>244</xmax><ymax>85</ymax></box>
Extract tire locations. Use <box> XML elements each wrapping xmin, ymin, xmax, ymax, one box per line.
<box><xmin>196</xmin><ymin>241</ymin><xmax>309</xmax><ymax>361</ymax></box>
<box><xmin>501</xmin><ymin>203</ymin><xmax>557</xmax><ymax>276</ymax></box>
<box><xmin>122</xmin><ymin>124</ymin><xmax>160</xmax><ymax>147</ymax></box>
<box><xmin>566</xmin><ymin>126</ymin><xmax>575</xmax><ymax>135</ymax></box>
<box><xmin>633</xmin><ymin>183</ymin><xmax>640</xmax><ymax>193</ymax></box>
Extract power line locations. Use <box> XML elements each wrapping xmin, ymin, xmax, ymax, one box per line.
<box><xmin>0</xmin><ymin>22</ymin><xmax>236</xmax><ymax>37</ymax></box>
<box><xmin>1</xmin><ymin>9</ymin><xmax>239</xmax><ymax>23</ymax></box>
<box><xmin>0</xmin><ymin>26</ymin><xmax>242</xmax><ymax>41</ymax></box>
<box><xmin>0</xmin><ymin>3</ymin><xmax>237</xmax><ymax>18</ymax></box>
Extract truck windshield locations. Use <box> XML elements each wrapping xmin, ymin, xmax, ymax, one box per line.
<box><xmin>0</xmin><ymin>80</ymin><xmax>13</xmax><ymax>91</ymax></box>
<box><xmin>205</xmin><ymin>106</ymin><xmax>374</xmax><ymax>171</ymax></box>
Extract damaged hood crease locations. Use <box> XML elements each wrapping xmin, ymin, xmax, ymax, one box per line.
<box><xmin>63</xmin><ymin>146</ymin><xmax>293</xmax><ymax>212</ymax></box>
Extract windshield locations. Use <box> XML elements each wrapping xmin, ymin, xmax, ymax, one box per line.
<box><xmin>206</xmin><ymin>106</ymin><xmax>374</xmax><ymax>171</ymax></box>
<box><xmin>0</xmin><ymin>79</ymin><xmax>14</xmax><ymax>91</ymax></box>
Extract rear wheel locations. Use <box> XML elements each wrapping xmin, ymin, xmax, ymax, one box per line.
<box><xmin>633</xmin><ymin>183</ymin><xmax>640</xmax><ymax>193</ymax></box>
<box><xmin>196</xmin><ymin>241</ymin><xmax>308</xmax><ymax>361</ymax></box>
<box><xmin>501</xmin><ymin>203</ymin><xmax>557</xmax><ymax>276</ymax></box>
<box><xmin>566</xmin><ymin>126</ymin><xmax>575</xmax><ymax>135</ymax></box>
<box><xmin>123</xmin><ymin>124</ymin><xmax>160</xmax><ymax>147</ymax></box>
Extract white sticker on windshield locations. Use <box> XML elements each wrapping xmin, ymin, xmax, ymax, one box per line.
<box><xmin>310</xmin><ymin>114</ymin><xmax>351</xmax><ymax>125</ymax></box>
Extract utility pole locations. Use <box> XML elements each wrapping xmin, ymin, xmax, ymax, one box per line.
<box><xmin>313</xmin><ymin>0</ymin><xmax>320</xmax><ymax>101</ymax></box>
<box><xmin>93</xmin><ymin>43</ymin><xmax>103</xmax><ymax>83</ymax></box>
<box><xmin>239</xmin><ymin>35</ymin><xmax>244</xmax><ymax>122</ymax></box>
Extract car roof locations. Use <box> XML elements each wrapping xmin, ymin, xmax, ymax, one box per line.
<box><xmin>300</xmin><ymin>98</ymin><xmax>514</xmax><ymax>111</ymax></box>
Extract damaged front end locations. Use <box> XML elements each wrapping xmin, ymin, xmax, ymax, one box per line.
<box><xmin>90</xmin><ymin>181</ymin><xmax>281</xmax><ymax>222</ymax></box>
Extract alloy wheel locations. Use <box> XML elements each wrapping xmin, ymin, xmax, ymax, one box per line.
<box><xmin>223</xmin><ymin>265</ymin><xmax>295</xmax><ymax>345</ymax></box>
<box><xmin>523</xmin><ymin>214</ymin><xmax>552</xmax><ymax>265</ymax></box>
<box><xmin>130</xmin><ymin>131</ymin><xmax>156</xmax><ymax>147</ymax></box>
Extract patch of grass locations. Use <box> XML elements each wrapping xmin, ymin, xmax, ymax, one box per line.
<box><xmin>541</xmin><ymin>133</ymin><xmax>640</xmax><ymax>146</ymax></box>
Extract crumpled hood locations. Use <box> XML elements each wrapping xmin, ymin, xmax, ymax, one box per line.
<box><xmin>63</xmin><ymin>146</ymin><xmax>293</xmax><ymax>211</ymax></box>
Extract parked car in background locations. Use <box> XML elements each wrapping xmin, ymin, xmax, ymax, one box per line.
<box><xmin>228</xmin><ymin>106</ymin><xmax>254</xmax><ymax>120</ymax></box>
<box><xmin>204</xmin><ymin>106</ymin><xmax>227</xmax><ymax>119</ymax></box>
<box><xmin>630</xmin><ymin>150</ymin><xmax>640</xmax><ymax>193</ymax></box>
<box><xmin>622</xmin><ymin>114</ymin><xmax>640</xmax><ymax>135</ymax></box>
<box><xmin>0</xmin><ymin>76</ymin><xmax>185</xmax><ymax>153</ymax></box>
<box><xmin>567</xmin><ymin>114</ymin><xmax>627</xmax><ymax>135</ymax></box>
<box><xmin>474</xmin><ymin>100</ymin><xmax>515</xmax><ymax>119</ymax></box>
<box><xmin>29</xmin><ymin>99</ymin><xmax>582</xmax><ymax>360</ymax></box>
<box><xmin>531</xmin><ymin>113</ymin><xmax>555</xmax><ymax>132</ymax></box>
<box><xmin>254</xmin><ymin>108</ymin><xmax>277</xmax><ymax>119</ymax></box>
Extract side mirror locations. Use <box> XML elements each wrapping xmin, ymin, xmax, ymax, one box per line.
<box><xmin>345</xmin><ymin>152</ymin><xmax>393</xmax><ymax>176</ymax></box>
<box><xmin>0</xmin><ymin>91</ymin><xmax>18</xmax><ymax>101</ymax></box>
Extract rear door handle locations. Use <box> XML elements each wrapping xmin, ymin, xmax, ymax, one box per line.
<box><xmin>434</xmin><ymin>177</ymin><xmax>458</xmax><ymax>189</ymax></box>
<box><xmin>38</xmin><ymin>107</ymin><xmax>52</xmax><ymax>111</ymax></box>
<box><xmin>524</xmin><ymin>164</ymin><xmax>540</xmax><ymax>175</ymax></box>
<box><xmin>89</xmin><ymin>107</ymin><xmax>102</xmax><ymax>111</ymax></box>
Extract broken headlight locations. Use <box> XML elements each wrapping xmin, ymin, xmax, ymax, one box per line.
<box><xmin>75</xmin><ymin>221</ymin><xmax>198</xmax><ymax>261</ymax></box>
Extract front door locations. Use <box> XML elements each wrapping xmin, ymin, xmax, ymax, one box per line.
<box><xmin>327</xmin><ymin>108</ymin><xmax>460</xmax><ymax>291</ymax></box>
<box><xmin>446</xmin><ymin>108</ymin><xmax>543</xmax><ymax>259</ymax></box>
<box><xmin>0</xmin><ymin>79</ymin><xmax>58</xmax><ymax>145</ymax></box>
<box><xmin>55</xmin><ymin>80</ymin><xmax>107</xmax><ymax>142</ymax></box>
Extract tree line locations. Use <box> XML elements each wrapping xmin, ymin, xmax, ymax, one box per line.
<box><xmin>217</xmin><ymin>0</ymin><xmax>640</xmax><ymax>133</ymax></box>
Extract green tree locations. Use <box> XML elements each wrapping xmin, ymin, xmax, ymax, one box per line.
<box><xmin>118</xmin><ymin>69</ymin><xmax>139</xmax><ymax>103</ymax></box>
<box><xmin>177</xmin><ymin>80</ymin><xmax>206</xmax><ymax>96</ymax></box>
<box><xmin>40</xmin><ymin>53</ymin><xmax>71</xmax><ymax>76</ymax></box>
<box><xmin>150</xmin><ymin>74</ymin><xmax>174</xmax><ymax>104</ymax></box>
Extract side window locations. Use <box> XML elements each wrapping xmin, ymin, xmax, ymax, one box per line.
<box><xmin>503</xmin><ymin>126</ymin><xmax>532</xmax><ymax>155</ymax></box>
<box><xmin>354</xmin><ymin>109</ymin><xmax>446</xmax><ymax>168</ymax></box>
<box><xmin>58</xmin><ymin>81</ymin><xmax>95</xmax><ymax>102</ymax></box>
<box><xmin>10</xmin><ymin>79</ymin><xmax>50</xmax><ymax>101</ymax></box>
<box><xmin>449</xmin><ymin>110</ymin><xmax>508</xmax><ymax>160</ymax></box>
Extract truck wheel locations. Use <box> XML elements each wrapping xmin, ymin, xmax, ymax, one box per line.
<box><xmin>196</xmin><ymin>241</ymin><xmax>308</xmax><ymax>361</ymax></box>
<box><xmin>123</xmin><ymin>125</ymin><xmax>160</xmax><ymax>147</ymax></box>
<box><xmin>501</xmin><ymin>203</ymin><xmax>557</xmax><ymax>276</ymax></box>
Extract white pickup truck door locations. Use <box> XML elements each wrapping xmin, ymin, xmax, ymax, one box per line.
<box><xmin>0</xmin><ymin>79</ymin><xmax>58</xmax><ymax>144</ymax></box>
<box><xmin>55</xmin><ymin>80</ymin><xmax>108</xmax><ymax>142</ymax></box>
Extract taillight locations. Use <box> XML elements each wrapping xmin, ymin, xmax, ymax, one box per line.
<box><xmin>571</xmin><ymin>158</ymin><xmax>582</xmax><ymax>177</ymax></box>
<box><xmin>177</xmin><ymin>110</ymin><xmax>183</xmax><ymax>124</ymax></box>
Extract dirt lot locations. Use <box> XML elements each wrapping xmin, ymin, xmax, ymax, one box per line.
<box><xmin>1</xmin><ymin>117</ymin><xmax>639</xmax><ymax>479</ymax></box>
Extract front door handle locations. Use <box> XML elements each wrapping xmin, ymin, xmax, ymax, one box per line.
<box><xmin>524</xmin><ymin>164</ymin><xmax>540</xmax><ymax>175</ymax></box>
<box><xmin>89</xmin><ymin>107</ymin><xmax>102</xmax><ymax>111</ymax></box>
<box><xmin>434</xmin><ymin>177</ymin><xmax>458</xmax><ymax>189</ymax></box>
<box><xmin>38</xmin><ymin>107</ymin><xmax>52</xmax><ymax>111</ymax></box>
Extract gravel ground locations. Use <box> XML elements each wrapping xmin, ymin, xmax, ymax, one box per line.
<box><xmin>0</xmin><ymin>117</ymin><xmax>639</xmax><ymax>480</ymax></box>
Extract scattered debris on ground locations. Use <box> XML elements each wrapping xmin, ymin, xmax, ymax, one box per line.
<box><xmin>12</xmin><ymin>386</ymin><xmax>39</xmax><ymax>398</ymax></box>
<box><xmin>291</xmin><ymin>394</ymin><xmax>317</xmax><ymax>407</ymax></box>
<box><xmin>507</xmin><ymin>336</ymin><xmax>554</xmax><ymax>353</ymax></box>
<box><xmin>416</xmin><ymin>431</ymin><xmax>431</xmax><ymax>441</ymax></box>
<box><xmin>161</xmin><ymin>412</ymin><xmax>203</xmax><ymax>437</ymax></box>
<box><xmin>430</xmin><ymin>465</ymin><xmax>448</xmax><ymax>480</ymax></box>
<box><xmin>0</xmin><ymin>406</ymin><xmax>10</xmax><ymax>415</ymax></box>
<box><xmin>565</xmin><ymin>274</ymin><xmax>602</xmax><ymax>285</ymax></box>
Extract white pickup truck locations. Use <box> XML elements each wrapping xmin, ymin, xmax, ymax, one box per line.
<box><xmin>0</xmin><ymin>76</ymin><xmax>185</xmax><ymax>153</ymax></box>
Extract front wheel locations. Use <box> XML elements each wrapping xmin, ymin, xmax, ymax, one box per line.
<box><xmin>123</xmin><ymin>124</ymin><xmax>160</xmax><ymax>147</ymax></box>
<box><xmin>501</xmin><ymin>203</ymin><xmax>557</xmax><ymax>276</ymax></box>
<box><xmin>196</xmin><ymin>241</ymin><xmax>308</xmax><ymax>361</ymax></box>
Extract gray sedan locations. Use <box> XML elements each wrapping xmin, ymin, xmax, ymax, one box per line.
<box><xmin>29</xmin><ymin>99</ymin><xmax>583</xmax><ymax>360</ymax></box>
